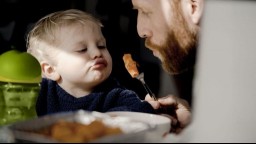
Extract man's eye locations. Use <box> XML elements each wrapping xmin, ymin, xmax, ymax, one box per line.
<box><xmin>98</xmin><ymin>45</ymin><xmax>106</xmax><ymax>49</ymax></box>
<box><xmin>77</xmin><ymin>48</ymin><xmax>87</xmax><ymax>53</ymax></box>
<box><xmin>139</xmin><ymin>10</ymin><xmax>150</xmax><ymax>16</ymax></box>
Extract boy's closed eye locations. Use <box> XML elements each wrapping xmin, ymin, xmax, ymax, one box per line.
<box><xmin>76</xmin><ymin>48</ymin><xmax>87</xmax><ymax>53</ymax></box>
<box><xmin>97</xmin><ymin>45</ymin><xmax>106</xmax><ymax>49</ymax></box>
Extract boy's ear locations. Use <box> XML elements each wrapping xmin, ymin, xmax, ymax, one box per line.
<box><xmin>40</xmin><ymin>61</ymin><xmax>60</xmax><ymax>81</ymax></box>
<box><xmin>183</xmin><ymin>0</ymin><xmax>204</xmax><ymax>25</ymax></box>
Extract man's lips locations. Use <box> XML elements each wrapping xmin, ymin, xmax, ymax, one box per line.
<box><xmin>152</xmin><ymin>50</ymin><xmax>157</xmax><ymax>57</ymax></box>
<box><xmin>152</xmin><ymin>50</ymin><xmax>159</xmax><ymax>58</ymax></box>
<box><xmin>151</xmin><ymin>50</ymin><xmax>163</xmax><ymax>61</ymax></box>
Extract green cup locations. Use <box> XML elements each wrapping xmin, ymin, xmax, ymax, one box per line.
<box><xmin>0</xmin><ymin>50</ymin><xmax>42</xmax><ymax>126</ymax></box>
<box><xmin>0</xmin><ymin>82</ymin><xmax>40</xmax><ymax>126</ymax></box>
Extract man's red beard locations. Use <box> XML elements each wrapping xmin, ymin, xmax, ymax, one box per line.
<box><xmin>145</xmin><ymin>0</ymin><xmax>198</xmax><ymax>75</ymax></box>
<box><xmin>145</xmin><ymin>29</ymin><xmax>198</xmax><ymax>75</ymax></box>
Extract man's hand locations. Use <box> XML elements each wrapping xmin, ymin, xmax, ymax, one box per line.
<box><xmin>145</xmin><ymin>94</ymin><xmax>191</xmax><ymax>134</ymax></box>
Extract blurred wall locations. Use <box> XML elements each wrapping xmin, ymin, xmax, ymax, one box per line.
<box><xmin>181</xmin><ymin>0</ymin><xmax>256</xmax><ymax>142</ymax></box>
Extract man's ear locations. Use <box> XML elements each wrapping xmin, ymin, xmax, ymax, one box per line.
<box><xmin>40</xmin><ymin>61</ymin><xmax>60</xmax><ymax>81</ymax></box>
<box><xmin>183</xmin><ymin>0</ymin><xmax>204</xmax><ymax>25</ymax></box>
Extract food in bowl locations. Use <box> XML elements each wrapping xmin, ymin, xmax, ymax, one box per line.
<box><xmin>33</xmin><ymin>120</ymin><xmax>123</xmax><ymax>143</ymax></box>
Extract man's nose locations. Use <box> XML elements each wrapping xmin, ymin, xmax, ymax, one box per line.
<box><xmin>137</xmin><ymin>19</ymin><xmax>152</xmax><ymax>38</ymax></box>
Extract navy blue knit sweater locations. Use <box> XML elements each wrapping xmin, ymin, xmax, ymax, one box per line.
<box><xmin>36</xmin><ymin>78</ymin><xmax>156</xmax><ymax>116</ymax></box>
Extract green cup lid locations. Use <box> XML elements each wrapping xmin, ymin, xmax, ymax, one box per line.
<box><xmin>0</xmin><ymin>50</ymin><xmax>42</xmax><ymax>83</ymax></box>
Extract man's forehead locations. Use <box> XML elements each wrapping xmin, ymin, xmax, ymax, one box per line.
<box><xmin>132</xmin><ymin>0</ymin><xmax>174</xmax><ymax>12</ymax></box>
<box><xmin>132</xmin><ymin>0</ymin><xmax>155</xmax><ymax>9</ymax></box>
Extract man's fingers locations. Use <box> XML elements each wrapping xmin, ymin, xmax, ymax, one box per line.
<box><xmin>145</xmin><ymin>94</ymin><xmax>154</xmax><ymax>101</ymax></box>
<box><xmin>145</xmin><ymin>94</ymin><xmax>161</xmax><ymax>109</ymax></box>
<box><xmin>158</xmin><ymin>95</ymin><xmax>177</xmax><ymax>106</ymax></box>
<box><xmin>147</xmin><ymin>101</ymin><xmax>160</xmax><ymax>109</ymax></box>
<box><xmin>160</xmin><ymin>114</ymin><xmax>182</xmax><ymax>134</ymax></box>
<box><xmin>160</xmin><ymin>114</ymin><xmax>178</xmax><ymax>126</ymax></box>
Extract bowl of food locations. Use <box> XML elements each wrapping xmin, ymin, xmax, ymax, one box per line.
<box><xmin>5</xmin><ymin>110</ymin><xmax>154</xmax><ymax>143</ymax></box>
<box><xmin>106</xmin><ymin>111</ymin><xmax>171</xmax><ymax>140</ymax></box>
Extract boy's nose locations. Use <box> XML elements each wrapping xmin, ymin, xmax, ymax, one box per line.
<box><xmin>89</xmin><ymin>47</ymin><xmax>102</xmax><ymax>59</ymax></box>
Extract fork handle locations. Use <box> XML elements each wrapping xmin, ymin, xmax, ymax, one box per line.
<box><xmin>142</xmin><ymin>83</ymin><xmax>157</xmax><ymax>101</ymax></box>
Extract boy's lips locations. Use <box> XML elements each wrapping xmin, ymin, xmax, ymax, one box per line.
<box><xmin>92</xmin><ymin>58</ymin><xmax>107</xmax><ymax>69</ymax></box>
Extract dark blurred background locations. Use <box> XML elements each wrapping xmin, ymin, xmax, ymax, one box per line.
<box><xmin>0</xmin><ymin>0</ymin><xmax>176</xmax><ymax>99</ymax></box>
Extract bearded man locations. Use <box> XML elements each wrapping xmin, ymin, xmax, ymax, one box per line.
<box><xmin>132</xmin><ymin>0</ymin><xmax>204</xmax><ymax>134</ymax></box>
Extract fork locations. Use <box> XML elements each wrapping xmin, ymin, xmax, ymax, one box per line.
<box><xmin>136</xmin><ymin>72</ymin><xmax>158</xmax><ymax>101</ymax></box>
